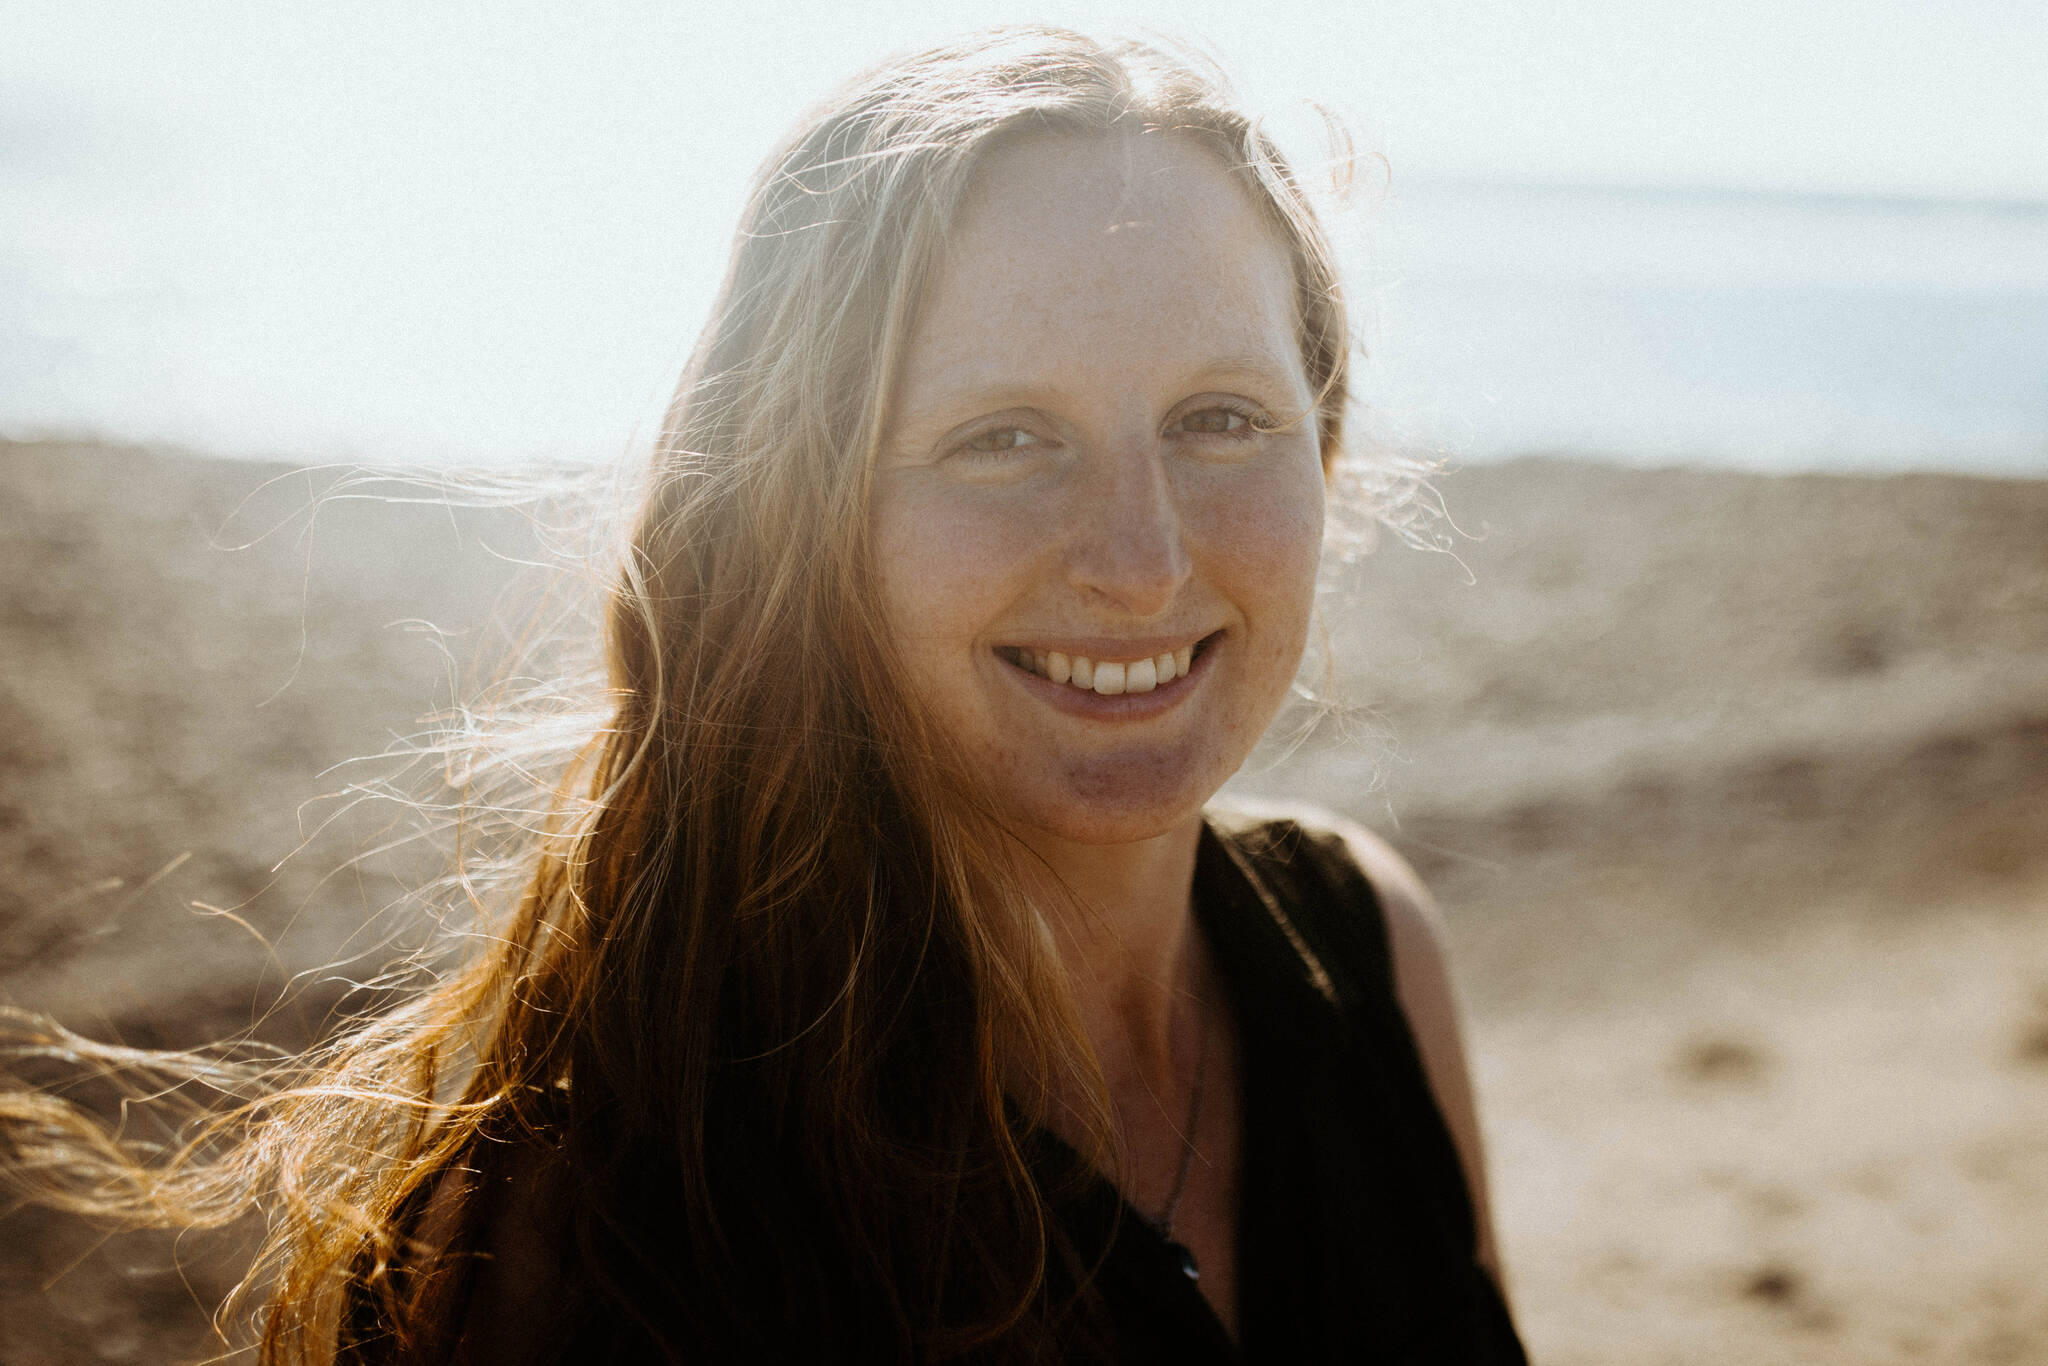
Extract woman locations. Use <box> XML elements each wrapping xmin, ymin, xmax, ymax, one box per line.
<box><xmin>4</xmin><ymin>26</ymin><xmax>1523</xmax><ymax>1364</ymax></box>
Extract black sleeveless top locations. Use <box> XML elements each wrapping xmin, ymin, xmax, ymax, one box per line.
<box><xmin>1050</xmin><ymin>816</ymin><xmax>1527</xmax><ymax>1364</ymax></box>
<box><xmin>346</xmin><ymin>817</ymin><xmax>1526</xmax><ymax>1364</ymax></box>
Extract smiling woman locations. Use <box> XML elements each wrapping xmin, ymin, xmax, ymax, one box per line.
<box><xmin>2</xmin><ymin>25</ymin><xmax>1524</xmax><ymax>1365</ymax></box>
<box><xmin>872</xmin><ymin>131</ymin><xmax>1327</xmax><ymax>850</ymax></box>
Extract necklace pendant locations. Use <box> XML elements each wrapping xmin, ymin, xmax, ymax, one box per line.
<box><xmin>1169</xmin><ymin>1240</ymin><xmax>1200</xmax><ymax>1282</ymax></box>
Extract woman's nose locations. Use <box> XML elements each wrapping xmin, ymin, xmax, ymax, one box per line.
<box><xmin>1063</xmin><ymin>443</ymin><xmax>1191</xmax><ymax>617</ymax></box>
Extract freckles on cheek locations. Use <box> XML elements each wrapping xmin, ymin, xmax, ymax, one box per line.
<box><xmin>1192</xmin><ymin>470</ymin><xmax>1324</xmax><ymax>588</ymax></box>
<box><xmin>873</xmin><ymin>484</ymin><xmax>1048</xmax><ymax>652</ymax></box>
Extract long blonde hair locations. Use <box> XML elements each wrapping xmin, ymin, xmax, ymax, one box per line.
<box><xmin>2</xmin><ymin>26</ymin><xmax>1352</xmax><ymax>1363</ymax></box>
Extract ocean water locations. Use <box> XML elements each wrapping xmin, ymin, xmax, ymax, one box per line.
<box><xmin>5</xmin><ymin>168</ymin><xmax>2045</xmax><ymax>476</ymax></box>
<box><xmin>1354</xmin><ymin>182</ymin><xmax>2048</xmax><ymax>474</ymax></box>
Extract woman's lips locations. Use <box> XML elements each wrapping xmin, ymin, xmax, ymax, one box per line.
<box><xmin>993</xmin><ymin>631</ymin><xmax>1221</xmax><ymax>705</ymax></box>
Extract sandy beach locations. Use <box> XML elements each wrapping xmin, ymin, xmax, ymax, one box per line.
<box><xmin>3</xmin><ymin>436</ymin><xmax>2045</xmax><ymax>1363</ymax></box>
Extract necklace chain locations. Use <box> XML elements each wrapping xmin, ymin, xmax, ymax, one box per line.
<box><xmin>1149</xmin><ymin>1000</ymin><xmax>1209</xmax><ymax>1239</ymax></box>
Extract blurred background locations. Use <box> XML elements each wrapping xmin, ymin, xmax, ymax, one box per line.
<box><xmin>4</xmin><ymin>2</ymin><xmax>2045</xmax><ymax>1361</ymax></box>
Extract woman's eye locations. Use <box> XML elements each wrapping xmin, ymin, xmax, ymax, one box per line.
<box><xmin>958</xmin><ymin>427</ymin><xmax>1042</xmax><ymax>455</ymax></box>
<box><xmin>1177</xmin><ymin>407</ymin><xmax>1258</xmax><ymax>438</ymax></box>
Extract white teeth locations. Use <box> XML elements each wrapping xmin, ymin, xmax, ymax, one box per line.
<box><xmin>1012</xmin><ymin>642</ymin><xmax>1206</xmax><ymax>693</ymax></box>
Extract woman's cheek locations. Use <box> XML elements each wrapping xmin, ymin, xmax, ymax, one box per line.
<box><xmin>1180</xmin><ymin>451</ymin><xmax>1326</xmax><ymax>595</ymax></box>
<box><xmin>872</xmin><ymin>479</ymin><xmax>1053</xmax><ymax>645</ymax></box>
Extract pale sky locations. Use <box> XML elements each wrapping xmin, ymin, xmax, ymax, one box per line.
<box><xmin>5</xmin><ymin>0</ymin><xmax>2044</xmax><ymax>466</ymax></box>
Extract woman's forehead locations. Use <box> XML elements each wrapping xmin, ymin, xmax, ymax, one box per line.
<box><xmin>943</xmin><ymin>129</ymin><xmax>1288</xmax><ymax>288</ymax></box>
<box><xmin>898</xmin><ymin>131</ymin><xmax>1305</xmax><ymax>409</ymax></box>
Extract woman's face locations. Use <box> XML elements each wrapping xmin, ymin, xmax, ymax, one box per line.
<box><xmin>870</xmin><ymin>131</ymin><xmax>1326</xmax><ymax>850</ymax></box>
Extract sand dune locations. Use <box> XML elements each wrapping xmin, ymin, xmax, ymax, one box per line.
<box><xmin>3</xmin><ymin>438</ymin><xmax>2044</xmax><ymax>1363</ymax></box>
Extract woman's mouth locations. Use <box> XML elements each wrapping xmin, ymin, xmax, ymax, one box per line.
<box><xmin>994</xmin><ymin>632</ymin><xmax>1220</xmax><ymax>696</ymax></box>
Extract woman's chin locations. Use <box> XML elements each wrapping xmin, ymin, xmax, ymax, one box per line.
<box><xmin>992</xmin><ymin>756</ymin><xmax>1231</xmax><ymax>851</ymax></box>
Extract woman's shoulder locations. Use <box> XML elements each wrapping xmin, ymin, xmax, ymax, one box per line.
<box><xmin>1203</xmin><ymin>799</ymin><xmax>1449</xmax><ymax>982</ymax></box>
<box><xmin>1209</xmin><ymin>800</ymin><xmax>1504</xmax><ymax>1282</ymax></box>
<box><xmin>1204</xmin><ymin>799</ymin><xmax>1464</xmax><ymax>1079</ymax></box>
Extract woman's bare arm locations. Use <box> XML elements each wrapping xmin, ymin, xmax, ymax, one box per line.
<box><xmin>1334</xmin><ymin>820</ymin><xmax>1508</xmax><ymax>1299</ymax></box>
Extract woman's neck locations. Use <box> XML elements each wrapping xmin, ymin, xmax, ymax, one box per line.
<box><xmin>1022</xmin><ymin>815</ymin><xmax>1208</xmax><ymax>1105</ymax></box>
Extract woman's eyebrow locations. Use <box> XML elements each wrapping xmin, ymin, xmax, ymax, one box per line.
<box><xmin>1187</xmin><ymin>353</ymin><xmax>1307</xmax><ymax>394</ymax></box>
<box><xmin>901</xmin><ymin>351</ymin><xmax>1303</xmax><ymax>419</ymax></box>
<box><xmin>882</xmin><ymin>345</ymin><xmax>1309</xmax><ymax>454</ymax></box>
<box><xmin>885</xmin><ymin>384</ymin><xmax>1050</xmax><ymax>451</ymax></box>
